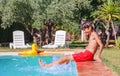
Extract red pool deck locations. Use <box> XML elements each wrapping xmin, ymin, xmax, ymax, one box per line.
<box><xmin>76</xmin><ymin>61</ymin><xmax>117</xmax><ymax>76</ymax></box>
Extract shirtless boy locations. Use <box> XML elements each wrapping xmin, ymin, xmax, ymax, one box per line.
<box><xmin>39</xmin><ymin>21</ymin><xmax>103</xmax><ymax>68</ymax></box>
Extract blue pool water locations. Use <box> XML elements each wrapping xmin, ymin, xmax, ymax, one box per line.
<box><xmin>0</xmin><ymin>55</ymin><xmax>77</xmax><ymax>76</ymax></box>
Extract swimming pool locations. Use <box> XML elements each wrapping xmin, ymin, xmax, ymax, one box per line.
<box><xmin>0</xmin><ymin>55</ymin><xmax>77</xmax><ymax>76</ymax></box>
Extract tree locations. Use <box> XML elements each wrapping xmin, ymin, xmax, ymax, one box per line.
<box><xmin>0</xmin><ymin>0</ymin><xmax>77</xmax><ymax>43</ymax></box>
<box><xmin>0</xmin><ymin>0</ymin><xmax>35</xmax><ymax>35</ymax></box>
<box><xmin>1</xmin><ymin>0</ymin><xmax>115</xmax><ymax>43</ymax></box>
<box><xmin>92</xmin><ymin>0</ymin><xmax>120</xmax><ymax>46</ymax></box>
<box><xmin>0</xmin><ymin>0</ymin><xmax>15</xmax><ymax>28</ymax></box>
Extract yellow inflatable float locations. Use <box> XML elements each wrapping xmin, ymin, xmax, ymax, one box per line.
<box><xmin>18</xmin><ymin>43</ymin><xmax>38</xmax><ymax>56</ymax></box>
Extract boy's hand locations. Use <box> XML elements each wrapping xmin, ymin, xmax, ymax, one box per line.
<box><xmin>95</xmin><ymin>56</ymin><xmax>102</xmax><ymax>62</ymax></box>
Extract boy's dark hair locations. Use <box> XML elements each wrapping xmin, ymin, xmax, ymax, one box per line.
<box><xmin>81</xmin><ymin>21</ymin><xmax>94</xmax><ymax>30</ymax></box>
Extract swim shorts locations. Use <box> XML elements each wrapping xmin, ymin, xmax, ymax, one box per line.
<box><xmin>72</xmin><ymin>50</ymin><xmax>94</xmax><ymax>62</ymax></box>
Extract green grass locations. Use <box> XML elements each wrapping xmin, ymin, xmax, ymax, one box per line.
<box><xmin>101</xmin><ymin>48</ymin><xmax>120</xmax><ymax>75</ymax></box>
<box><xmin>0</xmin><ymin>47</ymin><xmax>27</xmax><ymax>52</ymax></box>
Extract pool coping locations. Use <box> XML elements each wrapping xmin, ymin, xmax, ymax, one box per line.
<box><xmin>0</xmin><ymin>48</ymin><xmax>80</xmax><ymax>56</ymax></box>
<box><xmin>0</xmin><ymin>52</ymin><xmax>18</xmax><ymax>56</ymax></box>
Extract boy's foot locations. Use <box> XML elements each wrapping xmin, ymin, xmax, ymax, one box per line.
<box><xmin>38</xmin><ymin>59</ymin><xmax>53</xmax><ymax>68</ymax></box>
<box><xmin>38</xmin><ymin>59</ymin><xmax>46</xmax><ymax>67</ymax></box>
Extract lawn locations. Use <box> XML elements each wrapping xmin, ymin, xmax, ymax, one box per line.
<box><xmin>101</xmin><ymin>48</ymin><xmax>120</xmax><ymax>75</ymax></box>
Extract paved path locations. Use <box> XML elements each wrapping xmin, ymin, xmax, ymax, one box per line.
<box><xmin>76</xmin><ymin>61</ymin><xmax>117</xmax><ymax>76</ymax></box>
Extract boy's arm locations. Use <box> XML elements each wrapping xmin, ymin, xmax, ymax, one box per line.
<box><xmin>94</xmin><ymin>32</ymin><xmax>103</xmax><ymax>62</ymax></box>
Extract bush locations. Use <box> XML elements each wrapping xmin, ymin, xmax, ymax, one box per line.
<box><xmin>69</xmin><ymin>41</ymin><xmax>88</xmax><ymax>48</ymax></box>
<box><xmin>116</xmin><ymin>36</ymin><xmax>120</xmax><ymax>49</ymax></box>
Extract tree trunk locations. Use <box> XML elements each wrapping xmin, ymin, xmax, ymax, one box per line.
<box><xmin>20</xmin><ymin>22</ymin><xmax>33</xmax><ymax>36</ymax></box>
<box><xmin>81</xmin><ymin>30</ymin><xmax>84</xmax><ymax>42</ymax></box>
<box><xmin>110</xmin><ymin>20</ymin><xmax>117</xmax><ymax>45</ymax></box>
<box><xmin>105</xmin><ymin>31</ymin><xmax>110</xmax><ymax>47</ymax></box>
<box><xmin>101</xmin><ymin>22</ymin><xmax>110</xmax><ymax>47</ymax></box>
<box><xmin>48</xmin><ymin>25</ymin><xmax>52</xmax><ymax>43</ymax></box>
<box><xmin>81</xmin><ymin>30</ymin><xmax>87</xmax><ymax>42</ymax></box>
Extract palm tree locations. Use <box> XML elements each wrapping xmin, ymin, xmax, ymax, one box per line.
<box><xmin>92</xmin><ymin>0</ymin><xmax>120</xmax><ymax>46</ymax></box>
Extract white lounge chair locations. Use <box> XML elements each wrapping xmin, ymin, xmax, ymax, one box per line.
<box><xmin>9</xmin><ymin>30</ymin><xmax>30</xmax><ymax>49</ymax></box>
<box><xmin>42</xmin><ymin>30</ymin><xmax>66</xmax><ymax>48</ymax></box>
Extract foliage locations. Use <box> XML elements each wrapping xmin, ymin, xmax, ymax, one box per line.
<box><xmin>0</xmin><ymin>0</ymin><xmax>120</xmax><ymax>42</ymax></box>
<box><xmin>116</xmin><ymin>43</ymin><xmax>120</xmax><ymax>48</ymax></box>
<box><xmin>0</xmin><ymin>0</ymin><xmax>15</xmax><ymax>28</ymax></box>
<box><xmin>69</xmin><ymin>40</ymin><xmax>88</xmax><ymax>48</ymax></box>
<box><xmin>0</xmin><ymin>0</ymin><xmax>76</xmax><ymax>27</ymax></box>
<box><xmin>0</xmin><ymin>0</ymin><xmax>96</xmax><ymax>38</ymax></box>
<box><xmin>92</xmin><ymin>0</ymin><xmax>120</xmax><ymax>46</ymax></box>
<box><xmin>92</xmin><ymin>0</ymin><xmax>120</xmax><ymax>23</ymax></box>
<box><xmin>92</xmin><ymin>0</ymin><xmax>120</xmax><ymax>21</ymax></box>
<box><xmin>116</xmin><ymin>36</ymin><xmax>120</xmax><ymax>48</ymax></box>
<box><xmin>73</xmin><ymin>0</ymin><xmax>93</xmax><ymax>22</ymax></box>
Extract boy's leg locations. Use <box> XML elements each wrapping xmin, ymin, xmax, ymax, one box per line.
<box><xmin>39</xmin><ymin>55</ymin><xmax>74</xmax><ymax>68</ymax></box>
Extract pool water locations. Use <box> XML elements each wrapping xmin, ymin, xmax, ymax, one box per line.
<box><xmin>0</xmin><ymin>55</ymin><xmax>77</xmax><ymax>76</ymax></box>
